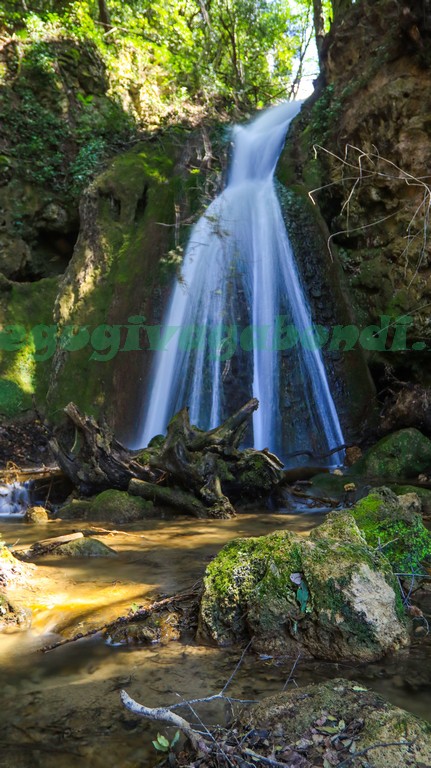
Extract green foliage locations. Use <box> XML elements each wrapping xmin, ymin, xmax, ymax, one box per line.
<box><xmin>152</xmin><ymin>731</ymin><xmax>180</xmax><ymax>753</ymax></box>
<box><xmin>352</xmin><ymin>493</ymin><xmax>431</xmax><ymax>573</ymax></box>
<box><xmin>0</xmin><ymin>34</ymin><xmax>135</xmax><ymax>199</ymax></box>
<box><xmin>1</xmin><ymin>0</ymin><xmax>314</xmax><ymax>117</ymax></box>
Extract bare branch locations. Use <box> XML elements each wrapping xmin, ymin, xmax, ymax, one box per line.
<box><xmin>337</xmin><ymin>740</ymin><xmax>413</xmax><ymax>767</ymax></box>
<box><xmin>120</xmin><ymin>690</ymin><xmax>210</xmax><ymax>753</ymax></box>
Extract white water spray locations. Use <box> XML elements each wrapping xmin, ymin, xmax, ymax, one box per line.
<box><xmin>137</xmin><ymin>102</ymin><xmax>344</xmax><ymax>464</ymax></box>
<box><xmin>0</xmin><ymin>481</ymin><xmax>31</xmax><ymax>516</ymax></box>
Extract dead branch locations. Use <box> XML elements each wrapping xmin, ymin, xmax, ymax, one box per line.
<box><xmin>120</xmin><ymin>690</ymin><xmax>208</xmax><ymax>753</ymax></box>
<box><xmin>337</xmin><ymin>741</ymin><xmax>413</xmax><ymax>767</ymax></box>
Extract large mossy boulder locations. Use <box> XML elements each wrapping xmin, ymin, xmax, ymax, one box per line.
<box><xmin>352</xmin><ymin>428</ymin><xmax>431</xmax><ymax>481</ymax></box>
<box><xmin>240</xmin><ymin>678</ymin><xmax>431</xmax><ymax>768</ymax></box>
<box><xmin>198</xmin><ymin>513</ymin><xmax>409</xmax><ymax>661</ymax></box>
<box><xmin>59</xmin><ymin>489</ymin><xmax>154</xmax><ymax>523</ymax></box>
<box><xmin>351</xmin><ymin>487</ymin><xmax>431</xmax><ymax>572</ymax></box>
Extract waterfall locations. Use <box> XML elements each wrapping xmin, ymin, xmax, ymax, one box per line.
<box><xmin>137</xmin><ymin>101</ymin><xmax>344</xmax><ymax>465</ymax></box>
<box><xmin>0</xmin><ymin>481</ymin><xmax>31</xmax><ymax>516</ymax></box>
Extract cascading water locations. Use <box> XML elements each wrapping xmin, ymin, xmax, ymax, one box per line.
<box><xmin>138</xmin><ymin>101</ymin><xmax>344</xmax><ymax>464</ymax></box>
<box><xmin>0</xmin><ymin>481</ymin><xmax>31</xmax><ymax>516</ymax></box>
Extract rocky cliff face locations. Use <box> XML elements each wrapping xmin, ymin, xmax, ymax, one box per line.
<box><xmin>0</xmin><ymin>33</ymin><xmax>227</xmax><ymax>433</ymax></box>
<box><xmin>2</xmin><ymin>1</ymin><xmax>430</xmax><ymax>444</ymax></box>
<box><xmin>280</xmin><ymin>0</ymin><xmax>431</xmax><ymax>411</ymax></box>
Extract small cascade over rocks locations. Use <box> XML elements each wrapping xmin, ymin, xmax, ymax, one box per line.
<box><xmin>138</xmin><ymin>101</ymin><xmax>344</xmax><ymax>464</ymax></box>
<box><xmin>0</xmin><ymin>481</ymin><xmax>32</xmax><ymax>516</ymax></box>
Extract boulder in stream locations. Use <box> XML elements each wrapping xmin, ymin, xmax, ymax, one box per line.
<box><xmin>52</xmin><ymin>537</ymin><xmax>117</xmax><ymax>557</ymax></box>
<box><xmin>239</xmin><ymin>678</ymin><xmax>431</xmax><ymax>768</ymax></box>
<box><xmin>351</xmin><ymin>428</ymin><xmax>431</xmax><ymax>480</ymax></box>
<box><xmin>198</xmin><ymin>513</ymin><xmax>409</xmax><ymax>661</ymax></box>
<box><xmin>24</xmin><ymin>506</ymin><xmax>50</xmax><ymax>524</ymax></box>
<box><xmin>59</xmin><ymin>489</ymin><xmax>154</xmax><ymax>523</ymax></box>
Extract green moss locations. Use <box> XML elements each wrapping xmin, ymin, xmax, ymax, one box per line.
<box><xmin>48</xmin><ymin>129</ymin><xmax>214</xmax><ymax>424</ymax></box>
<box><xmin>0</xmin><ymin>277</ymin><xmax>59</xmax><ymax>417</ymax></box>
<box><xmin>354</xmin><ymin>429</ymin><xmax>431</xmax><ymax>480</ymax></box>
<box><xmin>351</xmin><ymin>490</ymin><xmax>431</xmax><ymax>572</ymax></box>
<box><xmin>59</xmin><ymin>489</ymin><xmax>153</xmax><ymax>523</ymax></box>
<box><xmin>54</xmin><ymin>537</ymin><xmax>117</xmax><ymax>557</ymax></box>
<box><xmin>199</xmin><ymin>513</ymin><xmax>407</xmax><ymax>659</ymax></box>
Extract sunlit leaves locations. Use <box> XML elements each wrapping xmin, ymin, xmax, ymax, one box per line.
<box><xmin>2</xmin><ymin>0</ymin><xmax>320</xmax><ymax>112</ymax></box>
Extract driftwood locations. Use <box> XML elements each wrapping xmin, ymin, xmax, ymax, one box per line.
<box><xmin>50</xmin><ymin>399</ymin><xmax>285</xmax><ymax>519</ymax></box>
<box><xmin>49</xmin><ymin>402</ymin><xmax>152</xmax><ymax>494</ymax></box>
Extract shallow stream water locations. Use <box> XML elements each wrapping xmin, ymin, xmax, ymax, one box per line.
<box><xmin>0</xmin><ymin>510</ymin><xmax>430</xmax><ymax>768</ymax></box>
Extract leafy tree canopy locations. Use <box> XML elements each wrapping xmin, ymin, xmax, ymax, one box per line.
<box><xmin>0</xmin><ymin>0</ymin><xmax>324</xmax><ymax>117</ymax></box>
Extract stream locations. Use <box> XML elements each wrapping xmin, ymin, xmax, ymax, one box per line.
<box><xmin>0</xmin><ymin>510</ymin><xmax>430</xmax><ymax>768</ymax></box>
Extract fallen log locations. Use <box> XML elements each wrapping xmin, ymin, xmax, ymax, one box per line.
<box><xmin>128</xmin><ymin>479</ymin><xmax>212</xmax><ymax>518</ymax></box>
<box><xmin>49</xmin><ymin>399</ymin><xmax>284</xmax><ymax>519</ymax></box>
<box><xmin>49</xmin><ymin>402</ymin><xmax>154</xmax><ymax>494</ymax></box>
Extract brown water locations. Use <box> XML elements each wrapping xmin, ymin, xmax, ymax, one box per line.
<box><xmin>0</xmin><ymin>511</ymin><xmax>430</xmax><ymax>768</ymax></box>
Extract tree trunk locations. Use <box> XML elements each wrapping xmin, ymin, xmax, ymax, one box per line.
<box><xmin>331</xmin><ymin>0</ymin><xmax>352</xmax><ymax>22</ymax></box>
<box><xmin>313</xmin><ymin>0</ymin><xmax>326</xmax><ymax>62</ymax></box>
<box><xmin>98</xmin><ymin>0</ymin><xmax>112</xmax><ymax>31</ymax></box>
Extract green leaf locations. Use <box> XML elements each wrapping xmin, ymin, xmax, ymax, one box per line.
<box><xmin>157</xmin><ymin>734</ymin><xmax>170</xmax><ymax>748</ymax></box>
<box><xmin>296</xmin><ymin>581</ymin><xmax>309</xmax><ymax>612</ymax></box>
<box><xmin>152</xmin><ymin>740</ymin><xmax>168</xmax><ymax>752</ymax></box>
<box><xmin>170</xmin><ymin>730</ymin><xmax>180</xmax><ymax>747</ymax></box>
<box><xmin>352</xmin><ymin>685</ymin><xmax>367</xmax><ymax>692</ymax></box>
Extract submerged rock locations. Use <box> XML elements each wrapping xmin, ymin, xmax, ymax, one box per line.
<box><xmin>240</xmin><ymin>678</ymin><xmax>431</xmax><ymax>768</ymax></box>
<box><xmin>198</xmin><ymin>513</ymin><xmax>408</xmax><ymax>661</ymax></box>
<box><xmin>351</xmin><ymin>487</ymin><xmax>431</xmax><ymax>572</ymax></box>
<box><xmin>52</xmin><ymin>537</ymin><xmax>117</xmax><ymax>557</ymax></box>
<box><xmin>106</xmin><ymin>611</ymin><xmax>181</xmax><ymax>646</ymax></box>
<box><xmin>59</xmin><ymin>489</ymin><xmax>154</xmax><ymax>523</ymax></box>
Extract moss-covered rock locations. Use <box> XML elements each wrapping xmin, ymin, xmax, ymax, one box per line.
<box><xmin>52</xmin><ymin>537</ymin><xmax>117</xmax><ymax>557</ymax></box>
<box><xmin>241</xmin><ymin>678</ymin><xmax>431</xmax><ymax>768</ymax></box>
<box><xmin>0</xmin><ymin>277</ymin><xmax>60</xmax><ymax>418</ymax></box>
<box><xmin>350</xmin><ymin>487</ymin><xmax>431</xmax><ymax>572</ymax></box>
<box><xmin>198</xmin><ymin>513</ymin><xmax>408</xmax><ymax>661</ymax></box>
<box><xmin>353</xmin><ymin>428</ymin><xmax>431</xmax><ymax>480</ymax></box>
<box><xmin>59</xmin><ymin>489</ymin><xmax>154</xmax><ymax>523</ymax></box>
